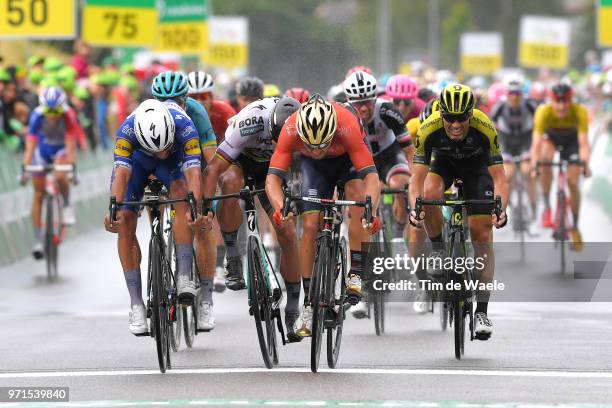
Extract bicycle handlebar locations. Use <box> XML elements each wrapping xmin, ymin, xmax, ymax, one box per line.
<box><xmin>414</xmin><ymin>195</ymin><xmax>502</xmax><ymax>222</ymax></box>
<box><xmin>281</xmin><ymin>190</ymin><xmax>374</xmax><ymax>222</ymax></box>
<box><xmin>109</xmin><ymin>192</ymin><xmax>198</xmax><ymax>223</ymax></box>
<box><xmin>201</xmin><ymin>188</ymin><xmax>266</xmax><ymax>215</ymax></box>
<box><xmin>23</xmin><ymin>164</ymin><xmax>74</xmax><ymax>173</ymax></box>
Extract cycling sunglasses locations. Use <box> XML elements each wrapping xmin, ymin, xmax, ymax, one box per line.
<box><xmin>350</xmin><ymin>98</ymin><xmax>375</xmax><ymax>108</ymax></box>
<box><xmin>441</xmin><ymin>112</ymin><xmax>470</xmax><ymax>123</ymax></box>
<box><xmin>392</xmin><ymin>98</ymin><xmax>414</xmax><ymax>106</ymax></box>
<box><xmin>508</xmin><ymin>90</ymin><xmax>522</xmax><ymax>96</ymax></box>
<box><xmin>305</xmin><ymin>140</ymin><xmax>332</xmax><ymax>151</ymax></box>
<box><xmin>43</xmin><ymin>107</ymin><xmax>64</xmax><ymax>115</ymax></box>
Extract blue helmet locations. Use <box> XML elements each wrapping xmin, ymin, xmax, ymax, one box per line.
<box><xmin>151</xmin><ymin>71</ymin><xmax>189</xmax><ymax>99</ymax></box>
<box><xmin>39</xmin><ymin>86</ymin><xmax>66</xmax><ymax>110</ymax></box>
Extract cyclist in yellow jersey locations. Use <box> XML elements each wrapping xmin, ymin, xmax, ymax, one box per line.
<box><xmin>409</xmin><ymin>84</ymin><xmax>509</xmax><ymax>340</ymax></box>
<box><xmin>530</xmin><ymin>83</ymin><xmax>591</xmax><ymax>251</ymax></box>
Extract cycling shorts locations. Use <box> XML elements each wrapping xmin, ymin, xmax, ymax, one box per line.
<box><xmin>115</xmin><ymin>150</ymin><xmax>185</xmax><ymax>212</ymax></box>
<box><xmin>299</xmin><ymin>154</ymin><xmax>360</xmax><ymax>214</ymax></box>
<box><xmin>544</xmin><ymin>133</ymin><xmax>580</xmax><ymax>162</ymax></box>
<box><xmin>374</xmin><ymin>142</ymin><xmax>410</xmax><ymax>184</ymax></box>
<box><xmin>429</xmin><ymin>155</ymin><xmax>494</xmax><ymax>216</ymax></box>
<box><xmin>234</xmin><ymin>155</ymin><xmax>273</xmax><ymax>215</ymax></box>
<box><xmin>31</xmin><ymin>146</ymin><xmax>67</xmax><ymax>178</ymax></box>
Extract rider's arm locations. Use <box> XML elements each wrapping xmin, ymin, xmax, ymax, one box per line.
<box><xmin>110</xmin><ymin>165</ymin><xmax>131</xmax><ymax>203</ymax></box>
<box><xmin>409</xmin><ymin>118</ymin><xmax>435</xmax><ymax>207</ymax></box>
<box><xmin>409</xmin><ymin>164</ymin><xmax>428</xmax><ymax>208</ymax></box>
<box><xmin>576</xmin><ymin>104</ymin><xmax>590</xmax><ymax>166</ymax></box>
<box><xmin>530</xmin><ymin>105</ymin><xmax>547</xmax><ymax>168</ymax></box>
<box><xmin>22</xmin><ymin>111</ymin><xmax>41</xmax><ymax>166</ymax></box>
<box><xmin>266</xmin><ymin>125</ymin><xmax>295</xmax><ymax>212</ymax></box>
<box><xmin>202</xmin><ymin>154</ymin><xmax>231</xmax><ymax>200</ymax></box>
<box><xmin>489</xmin><ymin>164</ymin><xmax>509</xmax><ymax>210</ymax></box>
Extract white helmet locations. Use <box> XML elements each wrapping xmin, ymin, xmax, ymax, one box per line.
<box><xmin>343</xmin><ymin>71</ymin><xmax>377</xmax><ymax>101</ymax></box>
<box><xmin>134</xmin><ymin>99</ymin><xmax>175</xmax><ymax>153</ymax></box>
<box><xmin>504</xmin><ymin>73</ymin><xmax>525</xmax><ymax>92</ymax></box>
<box><xmin>187</xmin><ymin>71</ymin><xmax>214</xmax><ymax>94</ymax></box>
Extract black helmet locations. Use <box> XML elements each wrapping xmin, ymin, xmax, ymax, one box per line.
<box><xmin>269</xmin><ymin>96</ymin><xmax>301</xmax><ymax>141</ymax></box>
<box><xmin>550</xmin><ymin>82</ymin><xmax>573</xmax><ymax>102</ymax></box>
<box><xmin>419</xmin><ymin>98</ymin><xmax>440</xmax><ymax>122</ymax></box>
<box><xmin>236</xmin><ymin>76</ymin><xmax>264</xmax><ymax>99</ymax></box>
<box><xmin>417</xmin><ymin>87</ymin><xmax>436</xmax><ymax>102</ymax></box>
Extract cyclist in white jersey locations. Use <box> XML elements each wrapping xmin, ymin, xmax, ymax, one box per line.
<box><xmin>200</xmin><ymin>96</ymin><xmax>305</xmax><ymax>342</ymax></box>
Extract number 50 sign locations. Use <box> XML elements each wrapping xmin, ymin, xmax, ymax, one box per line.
<box><xmin>0</xmin><ymin>0</ymin><xmax>76</xmax><ymax>38</ymax></box>
<box><xmin>83</xmin><ymin>0</ymin><xmax>157</xmax><ymax>47</ymax></box>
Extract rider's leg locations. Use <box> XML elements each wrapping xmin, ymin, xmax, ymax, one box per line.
<box><xmin>31</xmin><ymin>176</ymin><xmax>45</xmax><ymax>244</ymax></box>
<box><xmin>117</xmin><ymin>210</ymin><xmax>143</xmax><ymax>306</ymax></box>
<box><xmin>168</xmin><ymin>179</ymin><xmax>194</xmax><ymax>278</ymax></box>
<box><xmin>268</xmin><ymin>209</ymin><xmax>301</xmax><ymax>313</ymax></box>
<box><xmin>539</xmin><ymin>141</ymin><xmax>556</xmax><ymax>209</ymax></box>
<box><xmin>54</xmin><ymin>153</ymin><xmax>71</xmax><ymax>206</ymax></box>
<box><xmin>567</xmin><ymin>164</ymin><xmax>582</xmax><ymax>229</ymax></box>
<box><xmin>423</xmin><ymin>173</ymin><xmax>446</xmax><ymax>244</ymax></box>
<box><xmin>388</xmin><ymin>173</ymin><xmax>410</xmax><ymax>240</ymax></box>
<box><xmin>503</xmin><ymin>161</ymin><xmax>516</xmax><ymax>198</ymax></box>
<box><xmin>469</xmin><ymin>215</ymin><xmax>494</xmax><ymax>314</ymax></box>
<box><xmin>299</xmin><ymin>212</ymin><xmax>319</xmax><ymax>303</ymax></box>
<box><xmin>521</xmin><ymin>159</ymin><xmax>538</xmax><ymax>218</ymax></box>
<box><xmin>345</xmin><ymin>179</ymin><xmax>369</xmax><ymax>279</ymax></box>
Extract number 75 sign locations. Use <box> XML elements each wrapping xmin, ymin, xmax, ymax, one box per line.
<box><xmin>83</xmin><ymin>0</ymin><xmax>157</xmax><ymax>47</ymax></box>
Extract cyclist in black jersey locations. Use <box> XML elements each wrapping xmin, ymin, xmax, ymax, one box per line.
<box><xmin>409</xmin><ymin>84</ymin><xmax>509</xmax><ymax>341</ymax></box>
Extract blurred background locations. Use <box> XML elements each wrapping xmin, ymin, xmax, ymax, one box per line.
<box><xmin>1</xmin><ymin>0</ymin><xmax>612</xmax><ymax>266</ymax></box>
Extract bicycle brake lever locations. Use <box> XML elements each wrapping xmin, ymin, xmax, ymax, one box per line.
<box><xmin>109</xmin><ymin>196</ymin><xmax>117</xmax><ymax>223</ymax></box>
<box><xmin>187</xmin><ymin>192</ymin><xmax>197</xmax><ymax>221</ymax></box>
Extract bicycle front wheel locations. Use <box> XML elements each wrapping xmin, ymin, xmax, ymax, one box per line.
<box><xmin>45</xmin><ymin>195</ymin><xmax>60</xmax><ymax>281</ymax></box>
<box><xmin>327</xmin><ymin>236</ymin><xmax>347</xmax><ymax>368</ymax></box>
<box><xmin>247</xmin><ymin>236</ymin><xmax>278</xmax><ymax>369</ymax></box>
<box><xmin>151</xmin><ymin>236</ymin><xmax>170</xmax><ymax>373</ymax></box>
<box><xmin>311</xmin><ymin>236</ymin><xmax>331</xmax><ymax>373</ymax></box>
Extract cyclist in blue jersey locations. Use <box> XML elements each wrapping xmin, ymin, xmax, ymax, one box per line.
<box><xmin>22</xmin><ymin>87</ymin><xmax>84</xmax><ymax>259</ymax></box>
<box><xmin>104</xmin><ymin>99</ymin><xmax>205</xmax><ymax>335</ymax></box>
<box><xmin>150</xmin><ymin>71</ymin><xmax>219</xmax><ymax>330</ymax></box>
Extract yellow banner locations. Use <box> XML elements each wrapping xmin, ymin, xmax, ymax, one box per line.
<box><xmin>203</xmin><ymin>43</ymin><xmax>248</xmax><ymax>69</ymax></box>
<box><xmin>599</xmin><ymin>7</ymin><xmax>612</xmax><ymax>47</ymax></box>
<box><xmin>156</xmin><ymin>21</ymin><xmax>208</xmax><ymax>54</ymax></box>
<box><xmin>0</xmin><ymin>0</ymin><xmax>75</xmax><ymax>38</ymax></box>
<box><xmin>461</xmin><ymin>55</ymin><xmax>501</xmax><ymax>75</ymax></box>
<box><xmin>519</xmin><ymin>42</ymin><xmax>568</xmax><ymax>69</ymax></box>
<box><xmin>83</xmin><ymin>5</ymin><xmax>157</xmax><ymax>47</ymax></box>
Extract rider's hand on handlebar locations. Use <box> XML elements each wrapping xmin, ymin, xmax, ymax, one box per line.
<box><xmin>409</xmin><ymin>209</ymin><xmax>425</xmax><ymax>228</ymax></box>
<box><xmin>187</xmin><ymin>210</ymin><xmax>210</xmax><ymax>232</ymax></box>
<box><xmin>362</xmin><ymin>216</ymin><xmax>381</xmax><ymax>235</ymax></box>
<box><xmin>17</xmin><ymin>170</ymin><xmax>28</xmax><ymax>186</ymax></box>
<box><xmin>104</xmin><ymin>213</ymin><xmax>124</xmax><ymax>233</ymax></box>
<box><xmin>492</xmin><ymin>209</ymin><xmax>507</xmax><ymax>229</ymax></box>
<box><xmin>583</xmin><ymin>165</ymin><xmax>592</xmax><ymax>178</ymax></box>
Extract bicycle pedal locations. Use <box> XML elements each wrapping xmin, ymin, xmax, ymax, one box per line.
<box><xmin>196</xmin><ymin>328</ymin><xmax>213</xmax><ymax>333</ymax></box>
<box><xmin>475</xmin><ymin>332</ymin><xmax>491</xmax><ymax>341</ymax></box>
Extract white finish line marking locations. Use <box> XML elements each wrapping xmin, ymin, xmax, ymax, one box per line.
<box><xmin>0</xmin><ymin>367</ymin><xmax>612</xmax><ymax>379</ymax></box>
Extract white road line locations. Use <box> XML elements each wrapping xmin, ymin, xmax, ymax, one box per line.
<box><xmin>0</xmin><ymin>367</ymin><xmax>611</xmax><ymax>380</ymax></box>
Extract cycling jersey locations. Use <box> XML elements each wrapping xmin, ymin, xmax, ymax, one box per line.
<box><xmin>414</xmin><ymin>109</ymin><xmax>503</xmax><ymax>168</ymax></box>
<box><xmin>185</xmin><ymin>97</ymin><xmax>216</xmax><ymax>149</ymax></box>
<box><xmin>533</xmin><ymin>103</ymin><xmax>588</xmax><ymax>138</ymax></box>
<box><xmin>113</xmin><ymin>100</ymin><xmax>201</xmax><ymax>172</ymax></box>
<box><xmin>490</xmin><ymin>99</ymin><xmax>537</xmax><ymax>159</ymax></box>
<box><xmin>406</xmin><ymin>117</ymin><xmax>420</xmax><ymax>140</ymax></box>
<box><xmin>268</xmin><ymin>102</ymin><xmax>376</xmax><ymax>180</ymax></box>
<box><xmin>403</xmin><ymin>98</ymin><xmax>426</xmax><ymax>122</ymax></box>
<box><xmin>216</xmin><ymin>97</ymin><xmax>277</xmax><ymax>164</ymax></box>
<box><xmin>27</xmin><ymin>106</ymin><xmax>83</xmax><ymax>162</ymax></box>
<box><xmin>365</xmin><ymin>99</ymin><xmax>412</xmax><ymax>155</ymax></box>
<box><xmin>208</xmin><ymin>100</ymin><xmax>237</xmax><ymax>144</ymax></box>
<box><xmin>414</xmin><ymin>109</ymin><xmax>502</xmax><ymax>216</ymax></box>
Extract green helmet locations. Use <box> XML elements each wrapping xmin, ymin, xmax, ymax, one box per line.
<box><xmin>120</xmin><ymin>75</ymin><xmax>138</xmax><ymax>91</ymax></box>
<box><xmin>40</xmin><ymin>75</ymin><xmax>59</xmax><ymax>88</ymax></box>
<box><xmin>28</xmin><ymin>68</ymin><xmax>43</xmax><ymax>85</ymax></box>
<box><xmin>120</xmin><ymin>63</ymin><xmax>135</xmax><ymax>75</ymax></box>
<box><xmin>27</xmin><ymin>55</ymin><xmax>44</xmax><ymax>68</ymax></box>
<box><xmin>151</xmin><ymin>71</ymin><xmax>188</xmax><ymax>99</ymax></box>
<box><xmin>74</xmin><ymin>86</ymin><xmax>90</xmax><ymax>100</ymax></box>
<box><xmin>43</xmin><ymin>56</ymin><xmax>63</xmax><ymax>72</ymax></box>
<box><xmin>0</xmin><ymin>68</ymin><xmax>11</xmax><ymax>82</ymax></box>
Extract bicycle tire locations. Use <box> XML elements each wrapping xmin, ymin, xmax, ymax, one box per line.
<box><xmin>183</xmin><ymin>305</ymin><xmax>196</xmax><ymax>348</ymax></box>
<box><xmin>247</xmin><ymin>236</ymin><xmax>277</xmax><ymax>369</ymax></box>
<box><xmin>453</xmin><ymin>298</ymin><xmax>464</xmax><ymax>360</ymax></box>
<box><xmin>46</xmin><ymin>195</ymin><xmax>61</xmax><ymax>281</ymax></box>
<box><xmin>165</xmin><ymin>236</ymin><xmax>181</xmax><ymax>353</ymax></box>
<box><xmin>438</xmin><ymin>291</ymin><xmax>448</xmax><ymax>331</ymax></box>
<box><xmin>311</xmin><ymin>236</ymin><xmax>331</xmax><ymax>373</ymax></box>
<box><xmin>150</xmin><ymin>236</ymin><xmax>170</xmax><ymax>373</ymax></box>
<box><xmin>557</xmin><ymin>190</ymin><xmax>566</xmax><ymax>275</ymax></box>
<box><xmin>516</xmin><ymin>172</ymin><xmax>526</xmax><ymax>262</ymax></box>
<box><xmin>327</xmin><ymin>236</ymin><xmax>347</xmax><ymax>368</ymax></box>
<box><xmin>373</xmin><ymin>229</ymin><xmax>387</xmax><ymax>336</ymax></box>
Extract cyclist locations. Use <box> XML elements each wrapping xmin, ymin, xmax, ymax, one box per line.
<box><xmin>343</xmin><ymin>71</ymin><xmax>413</xmax><ymax>318</ymax></box>
<box><xmin>150</xmin><ymin>71</ymin><xmax>219</xmax><ymax>329</ymax></box>
<box><xmin>188</xmin><ymin>70</ymin><xmax>237</xmax><ymax>293</ymax></box>
<box><xmin>385</xmin><ymin>75</ymin><xmax>426</xmax><ymax>123</ymax></box>
<box><xmin>409</xmin><ymin>84</ymin><xmax>509</xmax><ymax>340</ymax></box>
<box><xmin>236</xmin><ymin>76</ymin><xmax>265</xmax><ymax>111</ymax></box>
<box><xmin>103</xmin><ymin>99</ymin><xmax>204</xmax><ymax>335</ymax></box>
<box><xmin>490</xmin><ymin>74</ymin><xmax>538</xmax><ymax>223</ymax></box>
<box><xmin>200</xmin><ymin>96</ymin><xmax>304</xmax><ymax>341</ymax></box>
<box><xmin>22</xmin><ymin>87</ymin><xmax>82</xmax><ymax>259</ymax></box>
<box><xmin>284</xmin><ymin>87</ymin><xmax>311</xmax><ymax>104</ymax></box>
<box><xmin>530</xmin><ymin>83</ymin><xmax>590</xmax><ymax>251</ymax></box>
<box><xmin>266</xmin><ymin>94</ymin><xmax>381</xmax><ymax>337</ymax></box>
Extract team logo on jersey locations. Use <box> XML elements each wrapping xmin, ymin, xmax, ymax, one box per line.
<box><xmin>114</xmin><ymin>138</ymin><xmax>132</xmax><ymax>157</ymax></box>
<box><xmin>181</xmin><ymin>125</ymin><xmax>196</xmax><ymax>137</ymax></box>
<box><xmin>239</xmin><ymin>116</ymin><xmax>265</xmax><ymax>137</ymax></box>
<box><xmin>121</xmin><ymin>124</ymin><xmax>134</xmax><ymax>136</ymax></box>
<box><xmin>184</xmin><ymin>139</ymin><xmax>201</xmax><ymax>156</ymax></box>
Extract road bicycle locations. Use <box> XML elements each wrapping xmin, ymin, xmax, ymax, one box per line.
<box><xmin>537</xmin><ymin>159</ymin><xmax>584</xmax><ymax>275</ymax></box>
<box><xmin>110</xmin><ymin>179</ymin><xmax>197</xmax><ymax>373</ymax></box>
<box><xmin>282</xmin><ymin>187</ymin><xmax>372</xmax><ymax>372</ymax></box>
<box><xmin>23</xmin><ymin>163</ymin><xmax>74</xmax><ymax>282</ymax></box>
<box><xmin>415</xmin><ymin>182</ymin><xmax>501</xmax><ymax>360</ymax></box>
<box><xmin>203</xmin><ymin>184</ymin><xmax>285</xmax><ymax>369</ymax></box>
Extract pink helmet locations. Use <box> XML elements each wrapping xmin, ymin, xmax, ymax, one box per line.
<box><xmin>346</xmin><ymin>65</ymin><xmax>373</xmax><ymax>78</ymax></box>
<box><xmin>488</xmin><ymin>82</ymin><xmax>506</xmax><ymax>106</ymax></box>
<box><xmin>385</xmin><ymin>75</ymin><xmax>419</xmax><ymax>99</ymax></box>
